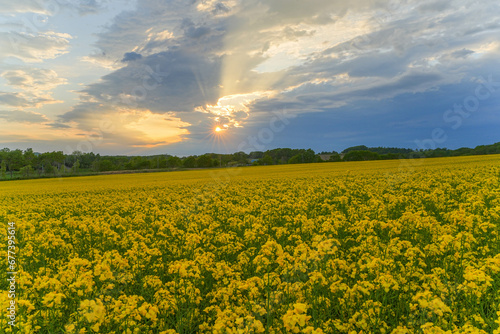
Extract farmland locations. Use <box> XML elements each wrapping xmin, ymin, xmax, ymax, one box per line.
<box><xmin>1</xmin><ymin>155</ymin><xmax>500</xmax><ymax>333</ymax></box>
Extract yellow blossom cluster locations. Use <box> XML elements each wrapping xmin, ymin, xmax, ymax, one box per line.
<box><xmin>0</xmin><ymin>154</ymin><xmax>499</xmax><ymax>332</ymax></box>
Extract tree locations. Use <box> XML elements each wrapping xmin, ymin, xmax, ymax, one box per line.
<box><xmin>7</xmin><ymin>149</ymin><xmax>24</xmax><ymax>179</ymax></box>
<box><xmin>80</xmin><ymin>152</ymin><xmax>97</xmax><ymax>169</ymax></box>
<box><xmin>72</xmin><ymin>160</ymin><xmax>80</xmax><ymax>174</ymax></box>
<box><xmin>66</xmin><ymin>151</ymin><xmax>83</xmax><ymax>167</ymax></box>
<box><xmin>18</xmin><ymin>148</ymin><xmax>36</xmax><ymax>178</ymax></box>
<box><xmin>20</xmin><ymin>165</ymin><xmax>34</xmax><ymax>178</ymax></box>
<box><xmin>232</xmin><ymin>151</ymin><xmax>248</xmax><ymax>165</ymax></box>
<box><xmin>99</xmin><ymin>159</ymin><xmax>115</xmax><ymax>171</ymax></box>
<box><xmin>249</xmin><ymin>151</ymin><xmax>264</xmax><ymax>159</ymax></box>
<box><xmin>261</xmin><ymin>154</ymin><xmax>273</xmax><ymax>165</ymax></box>
<box><xmin>183</xmin><ymin>156</ymin><xmax>197</xmax><ymax>168</ymax></box>
<box><xmin>0</xmin><ymin>160</ymin><xmax>6</xmax><ymax>179</ymax></box>
<box><xmin>196</xmin><ymin>154</ymin><xmax>213</xmax><ymax>168</ymax></box>
<box><xmin>166</xmin><ymin>156</ymin><xmax>182</xmax><ymax>168</ymax></box>
<box><xmin>329</xmin><ymin>152</ymin><xmax>341</xmax><ymax>162</ymax></box>
<box><xmin>342</xmin><ymin>145</ymin><xmax>369</xmax><ymax>154</ymax></box>
<box><xmin>91</xmin><ymin>160</ymin><xmax>100</xmax><ymax>172</ymax></box>
<box><xmin>44</xmin><ymin>163</ymin><xmax>55</xmax><ymax>175</ymax></box>
<box><xmin>314</xmin><ymin>155</ymin><xmax>323</xmax><ymax>163</ymax></box>
<box><xmin>125</xmin><ymin>156</ymin><xmax>151</xmax><ymax>170</ymax></box>
<box><xmin>50</xmin><ymin>151</ymin><xmax>65</xmax><ymax>170</ymax></box>
<box><xmin>343</xmin><ymin>150</ymin><xmax>381</xmax><ymax>161</ymax></box>
<box><xmin>39</xmin><ymin>151</ymin><xmax>64</xmax><ymax>176</ymax></box>
<box><xmin>157</xmin><ymin>156</ymin><xmax>167</xmax><ymax>168</ymax></box>
<box><xmin>302</xmin><ymin>149</ymin><xmax>316</xmax><ymax>163</ymax></box>
<box><xmin>0</xmin><ymin>148</ymin><xmax>9</xmax><ymax>178</ymax></box>
<box><xmin>288</xmin><ymin>154</ymin><xmax>302</xmax><ymax>164</ymax></box>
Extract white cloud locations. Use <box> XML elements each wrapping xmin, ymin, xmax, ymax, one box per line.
<box><xmin>0</xmin><ymin>109</ymin><xmax>49</xmax><ymax>123</ymax></box>
<box><xmin>0</xmin><ymin>91</ymin><xmax>61</xmax><ymax>108</ymax></box>
<box><xmin>0</xmin><ymin>1</ymin><xmax>50</xmax><ymax>14</ymax></box>
<box><xmin>0</xmin><ymin>31</ymin><xmax>72</xmax><ymax>62</ymax></box>
<box><xmin>1</xmin><ymin>68</ymin><xmax>67</xmax><ymax>90</ymax></box>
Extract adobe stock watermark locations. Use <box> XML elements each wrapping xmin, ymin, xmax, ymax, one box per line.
<box><xmin>6</xmin><ymin>221</ymin><xmax>17</xmax><ymax>327</ymax></box>
<box><xmin>416</xmin><ymin>74</ymin><xmax>499</xmax><ymax>152</ymax></box>
<box><xmin>386</xmin><ymin>74</ymin><xmax>500</xmax><ymax>186</ymax></box>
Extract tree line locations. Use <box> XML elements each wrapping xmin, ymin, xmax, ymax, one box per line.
<box><xmin>1</xmin><ymin>142</ymin><xmax>499</xmax><ymax>180</ymax></box>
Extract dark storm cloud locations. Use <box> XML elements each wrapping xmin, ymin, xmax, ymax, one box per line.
<box><xmin>182</xmin><ymin>19</ymin><xmax>211</xmax><ymax>39</ymax></box>
<box><xmin>121</xmin><ymin>52</ymin><xmax>143</xmax><ymax>62</ymax></box>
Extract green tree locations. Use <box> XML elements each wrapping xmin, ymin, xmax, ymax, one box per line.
<box><xmin>342</xmin><ymin>145</ymin><xmax>369</xmax><ymax>154</ymax></box>
<box><xmin>166</xmin><ymin>156</ymin><xmax>182</xmax><ymax>168</ymax></box>
<box><xmin>329</xmin><ymin>152</ymin><xmax>341</xmax><ymax>162</ymax></box>
<box><xmin>288</xmin><ymin>154</ymin><xmax>301</xmax><ymax>164</ymax></box>
<box><xmin>23</xmin><ymin>148</ymin><xmax>35</xmax><ymax>168</ymax></box>
<box><xmin>91</xmin><ymin>160</ymin><xmax>100</xmax><ymax>172</ymax></box>
<box><xmin>261</xmin><ymin>154</ymin><xmax>273</xmax><ymax>165</ymax></box>
<box><xmin>99</xmin><ymin>159</ymin><xmax>115</xmax><ymax>171</ymax></box>
<box><xmin>39</xmin><ymin>151</ymin><xmax>63</xmax><ymax>176</ymax></box>
<box><xmin>196</xmin><ymin>154</ymin><xmax>213</xmax><ymax>168</ymax></box>
<box><xmin>302</xmin><ymin>149</ymin><xmax>316</xmax><ymax>163</ymax></box>
<box><xmin>0</xmin><ymin>160</ymin><xmax>6</xmax><ymax>179</ymax></box>
<box><xmin>343</xmin><ymin>150</ymin><xmax>381</xmax><ymax>161</ymax></box>
<box><xmin>125</xmin><ymin>156</ymin><xmax>151</xmax><ymax>170</ymax></box>
<box><xmin>44</xmin><ymin>163</ymin><xmax>55</xmax><ymax>175</ymax></box>
<box><xmin>20</xmin><ymin>165</ymin><xmax>34</xmax><ymax>178</ymax></box>
<box><xmin>183</xmin><ymin>156</ymin><xmax>197</xmax><ymax>168</ymax></box>
<box><xmin>8</xmin><ymin>149</ymin><xmax>24</xmax><ymax>179</ymax></box>
<box><xmin>232</xmin><ymin>151</ymin><xmax>248</xmax><ymax>165</ymax></box>
<box><xmin>157</xmin><ymin>156</ymin><xmax>167</xmax><ymax>168</ymax></box>
<box><xmin>72</xmin><ymin>160</ymin><xmax>80</xmax><ymax>174</ymax></box>
<box><xmin>50</xmin><ymin>151</ymin><xmax>65</xmax><ymax>169</ymax></box>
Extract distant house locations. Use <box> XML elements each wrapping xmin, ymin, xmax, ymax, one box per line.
<box><xmin>319</xmin><ymin>153</ymin><xmax>344</xmax><ymax>161</ymax></box>
<box><xmin>319</xmin><ymin>154</ymin><xmax>332</xmax><ymax>161</ymax></box>
<box><xmin>250</xmin><ymin>159</ymin><xmax>259</xmax><ymax>164</ymax></box>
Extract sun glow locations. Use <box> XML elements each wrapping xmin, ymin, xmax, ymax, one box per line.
<box><xmin>215</xmin><ymin>126</ymin><xmax>222</xmax><ymax>133</ymax></box>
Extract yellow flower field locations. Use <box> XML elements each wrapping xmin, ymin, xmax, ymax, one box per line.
<box><xmin>1</xmin><ymin>155</ymin><xmax>500</xmax><ymax>333</ymax></box>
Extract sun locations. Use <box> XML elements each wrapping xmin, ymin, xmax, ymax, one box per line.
<box><xmin>215</xmin><ymin>126</ymin><xmax>222</xmax><ymax>133</ymax></box>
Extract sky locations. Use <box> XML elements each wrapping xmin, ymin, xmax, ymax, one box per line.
<box><xmin>0</xmin><ymin>0</ymin><xmax>499</xmax><ymax>156</ymax></box>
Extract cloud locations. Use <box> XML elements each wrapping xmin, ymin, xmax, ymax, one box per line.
<box><xmin>1</xmin><ymin>68</ymin><xmax>67</xmax><ymax>90</ymax></box>
<box><xmin>449</xmin><ymin>49</ymin><xmax>475</xmax><ymax>59</ymax></box>
<box><xmin>182</xmin><ymin>18</ymin><xmax>211</xmax><ymax>39</ymax></box>
<box><xmin>0</xmin><ymin>68</ymin><xmax>66</xmax><ymax>109</ymax></box>
<box><xmin>58</xmin><ymin>106</ymin><xmax>191</xmax><ymax>152</ymax></box>
<box><xmin>0</xmin><ymin>91</ymin><xmax>60</xmax><ymax>108</ymax></box>
<box><xmin>58</xmin><ymin>0</ymin><xmax>500</xmax><ymax>153</ymax></box>
<box><xmin>0</xmin><ymin>1</ymin><xmax>49</xmax><ymax>14</ymax></box>
<box><xmin>69</xmin><ymin>0</ymin><xmax>108</xmax><ymax>15</ymax></box>
<box><xmin>0</xmin><ymin>31</ymin><xmax>72</xmax><ymax>62</ymax></box>
<box><xmin>62</xmin><ymin>47</ymin><xmax>221</xmax><ymax>126</ymax></box>
<box><xmin>0</xmin><ymin>92</ymin><xmax>31</xmax><ymax>107</ymax></box>
<box><xmin>81</xmin><ymin>2</ymin><xmax>184</xmax><ymax>68</ymax></box>
<box><xmin>46</xmin><ymin>122</ymin><xmax>71</xmax><ymax>129</ymax></box>
<box><xmin>417</xmin><ymin>0</ymin><xmax>451</xmax><ymax>13</ymax></box>
<box><xmin>0</xmin><ymin>109</ymin><xmax>49</xmax><ymax>123</ymax></box>
<box><xmin>0</xmin><ymin>0</ymin><xmax>118</xmax><ymax>16</ymax></box>
<box><xmin>121</xmin><ymin>52</ymin><xmax>143</xmax><ymax>62</ymax></box>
